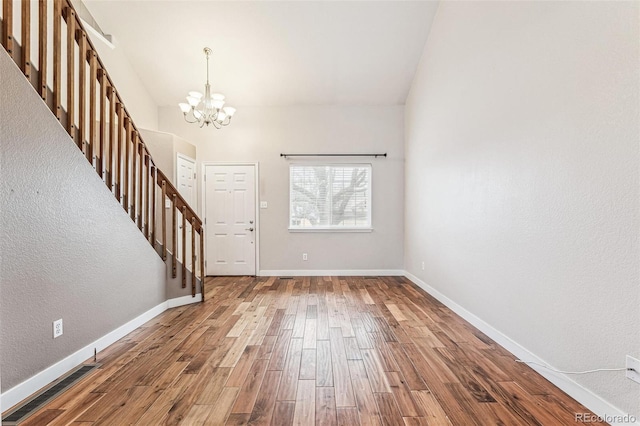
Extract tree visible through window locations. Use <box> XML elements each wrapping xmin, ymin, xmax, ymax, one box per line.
<box><xmin>290</xmin><ymin>165</ymin><xmax>371</xmax><ymax>229</ymax></box>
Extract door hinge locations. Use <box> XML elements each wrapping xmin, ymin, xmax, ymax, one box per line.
<box><xmin>205</xmin><ymin>260</ymin><xmax>207</xmax><ymax>267</ymax></box>
<box><xmin>204</xmin><ymin>218</ymin><xmax>207</xmax><ymax>225</ymax></box>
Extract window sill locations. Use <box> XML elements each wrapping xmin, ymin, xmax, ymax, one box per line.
<box><xmin>288</xmin><ymin>227</ymin><xmax>373</xmax><ymax>233</ymax></box>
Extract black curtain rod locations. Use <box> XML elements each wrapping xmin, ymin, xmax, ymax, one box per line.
<box><xmin>280</xmin><ymin>153</ymin><xmax>387</xmax><ymax>159</ymax></box>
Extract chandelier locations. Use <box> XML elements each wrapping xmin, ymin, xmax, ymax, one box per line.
<box><xmin>178</xmin><ymin>47</ymin><xmax>236</xmax><ymax>128</ymax></box>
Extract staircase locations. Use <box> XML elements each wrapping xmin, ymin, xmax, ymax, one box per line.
<box><xmin>0</xmin><ymin>0</ymin><xmax>204</xmax><ymax>298</ymax></box>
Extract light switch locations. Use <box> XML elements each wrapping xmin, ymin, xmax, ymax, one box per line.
<box><xmin>260</xmin><ymin>201</ymin><xmax>268</xmax><ymax>209</ymax></box>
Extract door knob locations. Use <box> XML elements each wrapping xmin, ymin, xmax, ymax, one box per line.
<box><xmin>245</xmin><ymin>227</ymin><xmax>254</xmax><ymax>232</ymax></box>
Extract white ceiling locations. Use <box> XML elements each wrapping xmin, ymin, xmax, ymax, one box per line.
<box><xmin>84</xmin><ymin>1</ymin><xmax>439</xmax><ymax>107</ymax></box>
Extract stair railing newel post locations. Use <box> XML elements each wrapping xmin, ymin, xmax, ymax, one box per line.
<box><xmin>78</xmin><ymin>31</ymin><xmax>87</xmax><ymax>153</ymax></box>
<box><xmin>200</xmin><ymin>228</ymin><xmax>205</xmax><ymax>299</ymax></box>
<box><xmin>131</xmin><ymin>131</ymin><xmax>138</xmax><ymax>221</ymax></box>
<box><xmin>89</xmin><ymin>51</ymin><xmax>97</xmax><ymax>169</ymax></box>
<box><xmin>144</xmin><ymin>153</ymin><xmax>150</xmax><ymax>238</ymax></box>
<box><xmin>116</xmin><ymin>102</ymin><xmax>124</xmax><ymax>201</ymax></box>
<box><xmin>21</xmin><ymin>0</ymin><xmax>31</xmax><ymax>79</ymax></box>
<box><xmin>1</xmin><ymin>0</ymin><xmax>13</xmax><ymax>57</ymax></box>
<box><xmin>191</xmin><ymin>217</ymin><xmax>196</xmax><ymax>297</ymax></box>
<box><xmin>38</xmin><ymin>0</ymin><xmax>47</xmax><ymax>100</ymax></box>
<box><xmin>161</xmin><ymin>180</ymin><xmax>167</xmax><ymax>261</ymax></box>
<box><xmin>124</xmin><ymin>118</ymin><xmax>132</xmax><ymax>213</ymax></box>
<box><xmin>150</xmin><ymin>166</ymin><xmax>156</xmax><ymax>246</ymax></box>
<box><xmin>172</xmin><ymin>194</ymin><xmax>178</xmax><ymax>278</ymax></box>
<box><xmin>182</xmin><ymin>206</ymin><xmax>187</xmax><ymax>288</ymax></box>
<box><xmin>99</xmin><ymin>70</ymin><xmax>107</xmax><ymax>181</ymax></box>
<box><xmin>137</xmin><ymin>143</ymin><xmax>144</xmax><ymax>230</ymax></box>
<box><xmin>65</xmin><ymin>7</ymin><xmax>75</xmax><ymax>139</ymax></box>
<box><xmin>0</xmin><ymin>0</ymin><xmax>205</xmax><ymax>302</ymax></box>
<box><xmin>108</xmin><ymin>87</ymin><xmax>116</xmax><ymax>192</ymax></box>
<box><xmin>53</xmin><ymin>0</ymin><xmax>61</xmax><ymax>120</ymax></box>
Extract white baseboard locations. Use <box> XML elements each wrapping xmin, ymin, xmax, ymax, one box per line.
<box><xmin>1</xmin><ymin>293</ymin><xmax>201</xmax><ymax>412</ymax></box>
<box><xmin>259</xmin><ymin>269</ymin><xmax>404</xmax><ymax>277</ymax></box>
<box><xmin>403</xmin><ymin>271</ymin><xmax>639</xmax><ymax>426</ymax></box>
<box><xmin>167</xmin><ymin>293</ymin><xmax>202</xmax><ymax>308</ymax></box>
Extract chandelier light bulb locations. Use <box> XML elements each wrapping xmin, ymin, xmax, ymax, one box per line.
<box><xmin>186</xmin><ymin>96</ymin><xmax>200</xmax><ymax>107</ymax></box>
<box><xmin>178</xmin><ymin>47</ymin><xmax>236</xmax><ymax>128</ymax></box>
<box><xmin>212</xmin><ymin>99</ymin><xmax>225</xmax><ymax>110</ymax></box>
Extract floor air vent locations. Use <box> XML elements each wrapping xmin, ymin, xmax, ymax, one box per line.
<box><xmin>2</xmin><ymin>364</ymin><xmax>99</xmax><ymax>425</ymax></box>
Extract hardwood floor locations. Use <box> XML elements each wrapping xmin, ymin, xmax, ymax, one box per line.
<box><xmin>13</xmin><ymin>276</ymin><xmax>605</xmax><ymax>425</ymax></box>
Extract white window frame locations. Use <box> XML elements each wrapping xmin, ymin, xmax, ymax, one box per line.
<box><xmin>288</xmin><ymin>163</ymin><xmax>373</xmax><ymax>233</ymax></box>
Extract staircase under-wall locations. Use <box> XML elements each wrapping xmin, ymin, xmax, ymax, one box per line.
<box><xmin>0</xmin><ymin>0</ymin><xmax>206</xmax><ymax>414</ymax></box>
<box><xmin>1</xmin><ymin>0</ymin><xmax>204</xmax><ymax>296</ymax></box>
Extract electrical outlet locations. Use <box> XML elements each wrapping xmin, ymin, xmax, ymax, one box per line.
<box><xmin>260</xmin><ymin>201</ymin><xmax>268</xmax><ymax>209</ymax></box>
<box><xmin>421</xmin><ymin>261</ymin><xmax>425</xmax><ymax>271</ymax></box>
<box><xmin>626</xmin><ymin>356</ymin><xmax>640</xmax><ymax>384</ymax></box>
<box><xmin>53</xmin><ymin>319</ymin><xmax>63</xmax><ymax>338</ymax></box>
<box><xmin>302</xmin><ymin>253</ymin><xmax>308</xmax><ymax>261</ymax></box>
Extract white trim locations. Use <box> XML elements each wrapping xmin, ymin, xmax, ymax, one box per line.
<box><xmin>259</xmin><ymin>269</ymin><xmax>404</xmax><ymax>277</ymax></box>
<box><xmin>80</xmin><ymin>18</ymin><xmax>115</xmax><ymax>50</ymax></box>
<box><xmin>288</xmin><ymin>227</ymin><xmax>373</xmax><ymax>233</ymax></box>
<box><xmin>0</xmin><ymin>302</ymin><xmax>165</xmax><ymax>411</ymax></box>
<box><xmin>202</xmin><ymin>162</ymin><xmax>260</xmax><ymax>276</ymax></box>
<box><xmin>0</xmin><ymin>293</ymin><xmax>201</xmax><ymax>411</ymax></box>
<box><xmin>167</xmin><ymin>293</ymin><xmax>202</xmax><ymax>308</ymax></box>
<box><xmin>403</xmin><ymin>271</ymin><xmax>639</xmax><ymax>426</ymax></box>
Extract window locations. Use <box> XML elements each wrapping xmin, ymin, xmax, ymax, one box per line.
<box><xmin>289</xmin><ymin>164</ymin><xmax>372</xmax><ymax>231</ymax></box>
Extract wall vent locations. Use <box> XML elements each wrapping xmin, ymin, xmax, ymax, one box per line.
<box><xmin>2</xmin><ymin>364</ymin><xmax>100</xmax><ymax>425</ymax></box>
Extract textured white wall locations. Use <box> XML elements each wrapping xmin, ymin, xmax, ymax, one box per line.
<box><xmin>159</xmin><ymin>105</ymin><xmax>404</xmax><ymax>272</ymax></box>
<box><xmin>0</xmin><ymin>49</ymin><xmax>166</xmax><ymax>391</ymax></box>
<box><xmin>405</xmin><ymin>1</ymin><xmax>639</xmax><ymax>416</ymax></box>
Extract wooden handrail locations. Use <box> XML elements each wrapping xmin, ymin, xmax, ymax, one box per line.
<box><xmin>156</xmin><ymin>169</ymin><xmax>203</xmax><ymax>232</ymax></box>
<box><xmin>0</xmin><ymin>0</ymin><xmax>205</xmax><ymax>299</ymax></box>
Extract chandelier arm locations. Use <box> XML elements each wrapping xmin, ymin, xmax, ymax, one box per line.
<box><xmin>183</xmin><ymin>113</ymin><xmax>201</xmax><ymax>124</ymax></box>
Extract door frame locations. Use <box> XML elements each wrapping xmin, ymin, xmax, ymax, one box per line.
<box><xmin>201</xmin><ymin>162</ymin><xmax>260</xmax><ymax>276</ymax></box>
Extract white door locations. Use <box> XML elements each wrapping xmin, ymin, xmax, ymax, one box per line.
<box><xmin>176</xmin><ymin>154</ymin><xmax>196</xmax><ymax>268</ymax></box>
<box><xmin>204</xmin><ymin>164</ymin><xmax>256</xmax><ymax>276</ymax></box>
